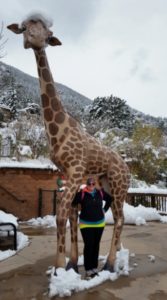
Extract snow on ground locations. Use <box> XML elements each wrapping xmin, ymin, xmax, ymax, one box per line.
<box><xmin>27</xmin><ymin>202</ymin><xmax>167</xmax><ymax>228</ymax></box>
<box><xmin>48</xmin><ymin>247</ymin><xmax>129</xmax><ymax>298</ymax></box>
<box><xmin>0</xmin><ymin>210</ymin><xmax>18</xmax><ymax>227</ymax></box>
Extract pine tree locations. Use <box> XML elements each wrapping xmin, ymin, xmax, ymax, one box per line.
<box><xmin>2</xmin><ymin>69</ymin><xmax>18</xmax><ymax>119</ymax></box>
<box><xmin>87</xmin><ymin>95</ymin><xmax>134</xmax><ymax>134</ymax></box>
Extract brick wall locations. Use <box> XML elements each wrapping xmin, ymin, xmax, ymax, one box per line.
<box><xmin>0</xmin><ymin>168</ymin><xmax>59</xmax><ymax>221</ymax></box>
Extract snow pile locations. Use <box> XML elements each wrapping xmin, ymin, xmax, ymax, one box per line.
<box><xmin>27</xmin><ymin>202</ymin><xmax>167</xmax><ymax>228</ymax></box>
<box><xmin>105</xmin><ymin>203</ymin><xmax>162</xmax><ymax>225</ymax></box>
<box><xmin>0</xmin><ymin>210</ymin><xmax>18</xmax><ymax>227</ymax></box>
<box><xmin>23</xmin><ymin>12</ymin><xmax>53</xmax><ymax>29</ymax></box>
<box><xmin>48</xmin><ymin>247</ymin><xmax>129</xmax><ymax>298</ymax></box>
<box><xmin>27</xmin><ymin>215</ymin><xmax>57</xmax><ymax>227</ymax></box>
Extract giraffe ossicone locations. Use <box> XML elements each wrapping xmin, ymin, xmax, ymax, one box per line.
<box><xmin>7</xmin><ymin>13</ymin><xmax>130</xmax><ymax>273</ymax></box>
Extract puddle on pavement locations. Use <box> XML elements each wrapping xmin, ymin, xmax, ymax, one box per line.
<box><xmin>19</xmin><ymin>225</ymin><xmax>56</xmax><ymax>236</ymax></box>
<box><xmin>149</xmin><ymin>290</ymin><xmax>167</xmax><ymax>300</ymax></box>
<box><xmin>126</xmin><ymin>232</ymin><xmax>152</xmax><ymax>238</ymax></box>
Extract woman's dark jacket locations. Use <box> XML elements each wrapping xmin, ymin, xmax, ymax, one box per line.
<box><xmin>72</xmin><ymin>188</ymin><xmax>112</xmax><ymax>228</ymax></box>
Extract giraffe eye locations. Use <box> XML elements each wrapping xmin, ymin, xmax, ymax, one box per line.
<box><xmin>22</xmin><ymin>24</ymin><xmax>26</xmax><ymax>31</ymax></box>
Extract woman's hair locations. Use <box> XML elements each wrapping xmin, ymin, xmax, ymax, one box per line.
<box><xmin>86</xmin><ymin>177</ymin><xmax>95</xmax><ymax>186</ymax></box>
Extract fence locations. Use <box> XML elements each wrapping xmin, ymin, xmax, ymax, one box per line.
<box><xmin>127</xmin><ymin>193</ymin><xmax>167</xmax><ymax>213</ymax></box>
<box><xmin>37</xmin><ymin>189</ymin><xmax>167</xmax><ymax>217</ymax></box>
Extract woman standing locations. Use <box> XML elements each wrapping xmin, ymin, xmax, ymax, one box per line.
<box><xmin>72</xmin><ymin>177</ymin><xmax>112</xmax><ymax>279</ymax></box>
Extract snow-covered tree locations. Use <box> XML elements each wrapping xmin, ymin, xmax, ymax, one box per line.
<box><xmin>86</xmin><ymin>95</ymin><xmax>135</xmax><ymax>134</ymax></box>
<box><xmin>0</xmin><ymin>68</ymin><xmax>18</xmax><ymax>118</ymax></box>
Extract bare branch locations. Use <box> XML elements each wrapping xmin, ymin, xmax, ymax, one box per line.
<box><xmin>0</xmin><ymin>22</ymin><xmax>8</xmax><ymax>59</ymax></box>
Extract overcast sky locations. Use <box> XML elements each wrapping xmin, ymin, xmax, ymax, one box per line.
<box><xmin>1</xmin><ymin>0</ymin><xmax>167</xmax><ymax>118</ymax></box>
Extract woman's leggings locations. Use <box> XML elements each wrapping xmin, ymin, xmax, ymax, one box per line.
<box><xmin>80</xmin><ymin>227</ymin><xmax>104</xmax><ymax>271</ymax></box>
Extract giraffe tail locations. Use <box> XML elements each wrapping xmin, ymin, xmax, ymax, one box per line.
<box><xmin>98</xmin><ymin>175</ymin><xmax>111</xmax><ymax>196</ymax></box>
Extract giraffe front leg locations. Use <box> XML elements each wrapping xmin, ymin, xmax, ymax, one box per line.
<box><xmin>55</xmin><ymin>189</ymin><xmax>72</xmax><ymax>269</ymax></box>
<box><xmin>66</xmin><ymin>206</ymin><xmax>79</xmax><ymax>273</ymax></box>
<box><xmin>55</xmin><ymin>180</ymin><xmax>81</xmax><ymax>272</ymax></box>
<box><xmin>55</xmin><ymin>206</ymin><xmax>68</xmax><ymax>269</ymax></box>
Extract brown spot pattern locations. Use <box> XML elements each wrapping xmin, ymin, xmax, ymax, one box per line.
<box><xmin>39</xmin><ymin>56</ymin><xmax>46</xmax><ymax>67</ymax></box>
<box><xmin>69</xmin><ymin>117</ymin><xmax>77</xmax><ymax>127</ymax></box>
<box><xmin>66</xmin><ymin>141</ymin><xmax>74</xmax><ymax>148</ymax></box>
<box><xmin>61</xmin><ymin>152</ymin><xmax>68</xmax><ymax>161</ymax></box>
<box><xmin>53</xmin><ymin>144</ymin><xmax>60</xmax><ymax>152</ymax></box>
<box><xmin>59</xmin><ymin>135</ymin><xmax>66</xmax><ymax>143</ymax></box>
<box><xmin>55</xmin><ymin>112</ymin><xmax>66</xmax><ymax>123</ymax></box>
<box><xmin>51</xmin><ymin>98</ymin><xmax>61</xmax><ymax>111</ymax></box>
<box><xmin>41</xmin><ymin>94</ymin><xmax>49</xmax><ymax>107</ymax></box>
<box><xmin>46</xmin><ymin>83</ymin><xmax>55</xmax><ymax>97</ymax></box>
<box><xmin>49</xmin><ymin>123</ymin><xmax>59</xmax><ymax>136</ymax></box>
<box><xmin>64</xmin><ymin>127</ymin><xmax>69</xmax><ymax>134</ymax></box>
<box><xmin>42</xmin><ymin>68</ymin><xmax>51</xmax><ymax>82</ymax></box>
<box><xmin>51</xmin><ymin>137</ymin><xmax>57</xmax><ymax>146</ymax></box>
<box><xmin>44</xmin><ymin>108</ymin><xmax>53</xmax><ymax>121</ymax></box>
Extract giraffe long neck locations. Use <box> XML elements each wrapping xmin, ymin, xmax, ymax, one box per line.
<box><xmin>35</xmin><ymin>49</ymin><xmax>64</xmax><ymax>113</ymax></box>
<box><xmin>34</xmin><ymin>49</ymin><xmax>68</xmax><ymax>148</ymax></box>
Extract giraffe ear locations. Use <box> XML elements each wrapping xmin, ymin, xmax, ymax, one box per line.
<box><xmin>7</xmin><ymin>24</ymin><xmax>23</xmax><ymax>34</ymax></box>
<box><xmin>48</xmin><ymin>36</ymin><xmax>62</xmax><ymax>46</ymax></box>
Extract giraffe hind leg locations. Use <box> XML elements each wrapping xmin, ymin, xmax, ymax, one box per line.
<box><xmin>66</xmin><ymin>206</ymin><xmax>79</xmax><ymax>273</ymax></box>
<box><xmin>103</xmin><ymin>199</ymin><xmax>125</xmax><ymax>272</ymax></box>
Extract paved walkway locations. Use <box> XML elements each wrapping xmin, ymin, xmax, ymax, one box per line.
<box><xmin>0</xmin><ymin>222</ymin><xmax>167</xmax><ymax>299</ymax></box>
<box><xmin>0</xmin><ymin>226</ymin><xmax>57</xmax><ymax>275</ymax></box>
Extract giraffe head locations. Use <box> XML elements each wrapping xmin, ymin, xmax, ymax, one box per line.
<box><xmin>7</xmin><ymin>14</ymin><xmax>62</xmax><ymax>50</ymax></box>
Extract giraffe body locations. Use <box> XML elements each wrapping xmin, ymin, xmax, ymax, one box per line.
<box><xmin>7</xmin><ymin>15</ymin><xmax>130</xmax><ymax>272</ymax></box>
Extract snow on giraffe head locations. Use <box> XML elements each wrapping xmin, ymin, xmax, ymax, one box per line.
<box><xmin>7</xmin><ymin>12</ymin><xmax>62</xmax><ymax>50</ymax></box>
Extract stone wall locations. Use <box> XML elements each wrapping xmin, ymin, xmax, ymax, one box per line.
<box><xmin>0</xmin><ymin>168</ymin><xmax>59</xmax><ymax>221</ymax></box>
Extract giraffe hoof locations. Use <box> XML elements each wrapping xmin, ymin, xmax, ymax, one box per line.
<box><xmin>66</xmin><ymin>261</ymin><xmax>79</xmax><ymax>273</ymax></box>
<box><xmin>102</xmin><ymin>261</ymin><xmax>115</xmax><ymax>273</ymax></box>
<box><xmin>54</xmin><ymin>269</ymin><xmax>57</xmax><ymax>276</ymax></box>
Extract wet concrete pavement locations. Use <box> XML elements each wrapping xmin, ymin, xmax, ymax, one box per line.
<box><xmin>0</xmin><ymin>222</ymin><xmax>167</xmax><ymax>300</ymax></box>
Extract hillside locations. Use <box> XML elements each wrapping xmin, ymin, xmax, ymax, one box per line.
<box><xmin>0</xmin><ymin>61</ymin><xmax>91</xmax><ymax>121</ymax></box>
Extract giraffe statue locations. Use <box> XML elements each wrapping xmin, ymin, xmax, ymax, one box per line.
<box><xmin>7</xmin><ymin>14</ymin><xmax>130</xmax><ymax>273</ymax></box>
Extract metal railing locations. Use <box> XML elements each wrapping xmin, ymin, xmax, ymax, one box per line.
<box><xmin>127</xmin><ymin>193</ymin><xmax>167</xmax><ymax>212</ymax></box>
<box><xmin>0</xmin><ymin>222</ymin><xmax>17</xmax><ymax>250</ymax></box>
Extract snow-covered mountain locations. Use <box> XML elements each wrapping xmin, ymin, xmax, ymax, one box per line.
<box><xmin>0</xmin><ymin>61</ymin><xmax>91</xmax><ymax>121</ymax></box>
<box><xmin>1</xmin><ymin>60</ymin><xmax>167</xmax><ymax>133</ymax></box>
